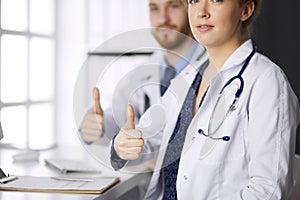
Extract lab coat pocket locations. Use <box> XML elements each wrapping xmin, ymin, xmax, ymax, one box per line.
<box><xmin>199</xmin><ymin>114</ymin><xmax>246</xmax><ymax>165</ymax></box>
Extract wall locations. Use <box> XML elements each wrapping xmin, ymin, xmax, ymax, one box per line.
<box><xmin>56</xmin><ymin>0</ymin><xmax>150</xmax><ymax>146</ymax></box>
<box><xmin>56</xmin><ymin>0</ymin><xmax>87</xmax><ymax>146</ymax></box>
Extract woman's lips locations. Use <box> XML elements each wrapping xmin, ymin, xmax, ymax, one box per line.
<box><xmin>196</xmin><ymin>24</ymin><xmax>214</xmax><ymax>32</ymax></box>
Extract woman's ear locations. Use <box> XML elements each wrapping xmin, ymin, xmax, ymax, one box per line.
<box><xmin>240</xmin><ymin>1</ymin><xmax>255</xmax><ymax>22</ymax></box>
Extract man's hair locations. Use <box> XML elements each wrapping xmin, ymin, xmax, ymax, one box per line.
<box><xmin>180</xmin><ymin>0</ymin><xmax>188</xmax><ymax>9</ymax></box>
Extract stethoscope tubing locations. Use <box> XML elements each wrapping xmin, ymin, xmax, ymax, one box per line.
<box><xmin>199</xmin><ymin>44</ymin><xmax>257</xmax><ymax>141</ymax></box>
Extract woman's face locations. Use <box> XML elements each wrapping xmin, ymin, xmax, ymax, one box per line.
<box><xmin>188</xmin><ymin>0</ymin><xmax>249</xmax><ymax>49</ymax></box>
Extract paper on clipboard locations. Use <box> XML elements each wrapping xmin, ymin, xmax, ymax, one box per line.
<box><xmin>0</xmin><ymin>175</ymin><xmax>120</xmax><ymax>194</ymax></box>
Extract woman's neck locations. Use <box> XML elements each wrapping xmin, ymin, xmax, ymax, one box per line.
<box><xmin>206</xmin><ymin>39</ymin><xmax>246</xmax><ymax>71</ymax></box>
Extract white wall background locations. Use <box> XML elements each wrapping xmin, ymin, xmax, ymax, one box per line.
<box><xmin>87</xmin><ymin>0</ymin><xmax>150</xmax><ymax>51</ymax></box>
<box><xmin>55</xmin><ymin>0</ymin><xmax>86</xmax><ymax>146</ymax></box>
<box><xmin>56</xmin><ymin>0</ymin><xmax>151</xmax><ymax>146</ymax></box>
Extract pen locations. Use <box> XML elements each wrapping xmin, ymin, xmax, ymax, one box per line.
<box><xmin>51</xmin><ymin>177</ymin><xmax>94</xmax><ymax>182</ymax></box>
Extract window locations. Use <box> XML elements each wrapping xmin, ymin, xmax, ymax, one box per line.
<box><xmin>0</xmin><ymin>0</ymin><xmax>56</xmax><ymax>149</ymax></box>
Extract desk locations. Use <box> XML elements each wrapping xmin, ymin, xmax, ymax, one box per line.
<box><xmin>0</xmin><ymin>144</ymin><xmax>152</xmax><ymax>200</ymax></box>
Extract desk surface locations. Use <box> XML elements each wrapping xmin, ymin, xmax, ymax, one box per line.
<box><xmin>0</xmin><ymin>144</ymin><xmax>151</xmax><ymax>200</ymax></box>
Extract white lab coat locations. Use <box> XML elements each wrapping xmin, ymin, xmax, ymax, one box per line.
<box><xmin>102</xmin><ymin>44</ymin><xmax>207</xmax><ymax>140</ymax></box>
<box><xmin>137</xmin><ymin>40</ymin><xmax>300</xmax><ymax>200</ymax></box>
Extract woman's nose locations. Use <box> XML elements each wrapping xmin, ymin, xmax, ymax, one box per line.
<box><xmin>196</xmin><ymin>1</ymin><xmax>210</xmax><ymax>18</ymax></box>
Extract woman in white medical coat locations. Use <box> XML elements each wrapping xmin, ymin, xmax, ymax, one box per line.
<box><xmin>112</xmin><ymin>0</ymin><xmax>300</xmax><ymax>199</ymax></box>
<box><xmin>172</xmin><ymin>0</ymin><xmax>300</xmax><ymax>198</ymax></box>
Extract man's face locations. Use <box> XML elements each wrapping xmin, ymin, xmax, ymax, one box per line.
<box><xmin>149</xmin><ymin>0</ymin><xmax>192</xmax><ymax>49</ymax></box>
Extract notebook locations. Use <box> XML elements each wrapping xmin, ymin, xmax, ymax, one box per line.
<box><xmin>0</xmin><ymin>175</ymin><xmax>120</xmax><ymax>194</ymax></box>
<box><xmin>44</xmin><ymin>159</ymin><xmax>101</xmax><ymax>174</ymax></box>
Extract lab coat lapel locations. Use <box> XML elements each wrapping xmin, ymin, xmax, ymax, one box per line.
<box><xmin>145</xmin><ymin>48</ymin><xmax>208</xmax><ymax>200</ymax></box>
<box><xmin>155</xmin><ymin>51</ymin><xmax>209</xmax><ymax>171</ymax></box>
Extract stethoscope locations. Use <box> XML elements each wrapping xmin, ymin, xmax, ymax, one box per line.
<box><xmin>198</xmin><ymin>45</ymin><xmax>256</xmax><ymax>142</ymax></box>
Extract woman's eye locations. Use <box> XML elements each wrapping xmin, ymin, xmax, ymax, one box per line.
<box><xmin>189</xmin><ymin>0</ymin><xmax>199</xmax><ymax>4</ymax></box>
<box><xmin>211</xmin><ymin>0</ymin><xmax>224</xmax><ymax>2</ymax></box>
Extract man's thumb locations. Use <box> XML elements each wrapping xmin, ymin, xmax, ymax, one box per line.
<box><xmin>125</xmin><ymin>104</ymin><xmax>135</xmax><ymax>129</ymax></box>
<box><xmin>93</xmin><ymin>87</ymin><xmax>102</xmax><ymax>114</ymax></box>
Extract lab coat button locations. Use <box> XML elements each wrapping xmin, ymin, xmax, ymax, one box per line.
<box><xmin>183</xmin><ymin>175</ymin><xmax>188</xmax><ymax>180</ymax></box>
<box><xmin>192</xmin><ymin>136</ymin><xmax>195</xmax><ymax>140</ymax></box>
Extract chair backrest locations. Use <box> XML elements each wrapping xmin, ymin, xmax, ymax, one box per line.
<box><xmin>292</xmin><ymin>154</ymin><xmax>300</xmax><ymax>200</ymax></box>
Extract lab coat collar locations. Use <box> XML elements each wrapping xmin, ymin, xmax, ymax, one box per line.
<box><xmin>156</xmin><ymin>44</ymin><xmax>207</xmax><ymax>86</ymax></box>
<box><xmin>220</xmin><ymin>39</ymin><xmax>254</xmax><ymax>72</ymax></box>
<box><xmin>137</xmin><ymin>43</ymin><xmax>206</xmax><ymax>83</ymax></box>
<box><xmin>160</xmin><ymin>41</ymin><xmax>200</xmax><ymax>74</ymax></box>
<box><xmin>180</xmin><ymin>48</ymin><xmax>208</xmax><ymax>83</ymax></box>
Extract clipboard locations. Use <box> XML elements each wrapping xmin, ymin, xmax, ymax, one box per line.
<box><xmin>0</xmin><ymin>175</ymin><xmax>120</xmax><ymax>194</ymax></box>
